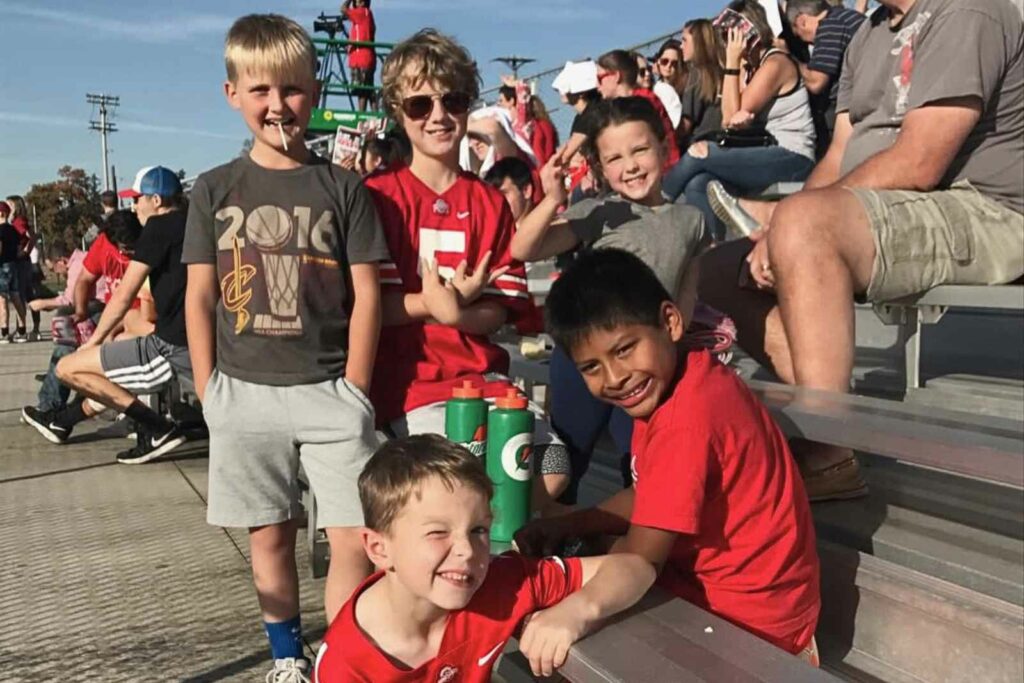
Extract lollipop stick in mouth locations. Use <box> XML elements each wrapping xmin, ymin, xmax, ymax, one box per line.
<box><xmin>277</xmin><ymin>122</ymin><xmax>289</xmax><ymax>151</ymax></box>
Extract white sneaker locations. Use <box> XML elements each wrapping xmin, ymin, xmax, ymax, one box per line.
<box><xmin>265</xmin><ymin>658</ymin><xmax>311</xmax><ymax>683</ymax></box>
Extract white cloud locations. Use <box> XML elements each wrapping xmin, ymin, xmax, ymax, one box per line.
<box><xmin>0</xmin><ymin>111</ymin><xmax>236</xmax><ymax>141</ymax></box>
<box><xmin>0</xmin><ymin>1</ymin><xmax>232</xmax><ymax>42</ymax></box>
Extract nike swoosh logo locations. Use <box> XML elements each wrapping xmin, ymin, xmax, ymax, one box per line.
<box><xmin>150</xmin><ymin>431</ymin><xmax>176</xmax><ymax>448</ymax></box>
<box><xmin>477</xmin><ymin>641</ymin><xmax>505</xmax><ymax>667</ymax></box>
<box><xmin>457</xmin><ymin>211</ymin><xmax>471</xmax><ymax>219</ymax></box>
<box><xmin>48</xmin><ymin>423</ymin><xmax>68</xmax><ymax>433</ymax></box>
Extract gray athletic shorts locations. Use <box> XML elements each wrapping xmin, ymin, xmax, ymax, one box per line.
<box><xmin>100</xmin><ymin>334</ymin><xmax>192</xmax><ymax>392</ymax></box>
<box><xmin>203</xmin><ymin>370</ymin><xmax>377</xmax><ymax>529</ymax></box>
<box><xmin>388</xmin><ymin>387</ymin><xmax>571</xmax><ymax>477</ymax></box>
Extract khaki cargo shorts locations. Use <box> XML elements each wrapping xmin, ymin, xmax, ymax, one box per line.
<box><xmin>849</xmin><ymin>180</ymin><xmax>1024</xmax><ymax>302</ymax></box>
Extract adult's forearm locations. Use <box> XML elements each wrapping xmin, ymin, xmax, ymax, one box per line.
<box><xmin>837</xmin><ymin>145</ymin><xmax>939</xmax><ymax>192</ymax></box>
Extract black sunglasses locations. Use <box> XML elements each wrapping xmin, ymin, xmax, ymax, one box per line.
<box><xmin>399</xmin><ymin>92</ymin><xmax>472</xmax><ymax>120</ymax></box>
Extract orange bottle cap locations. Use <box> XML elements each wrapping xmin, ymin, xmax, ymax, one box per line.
<box><xmin>495</xmin><ymin>388</ymin><xmax>528</xmax><ymax>410</ymax></box>
<box><xmin>452</xmin><ymin>380</ymin><xmax>483</xmax><ymax>399</ymax></box>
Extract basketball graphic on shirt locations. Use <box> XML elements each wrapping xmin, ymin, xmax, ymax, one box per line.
<box><xmin>244</xmin><ymin>205</ymin><xmax>301</xmax><ymax>334</ymax></box>
<box><xmin>245</xmin><ymin>205</ymin><xmax>294</xmax><ymax>251</ymax></box>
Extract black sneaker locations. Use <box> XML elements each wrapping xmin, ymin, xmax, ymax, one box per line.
<box><xmin>11</xmin><ymin>330</ymin><xmax>28</xmax><ymax>344</ymax></box>
<box><xmin>116</xmin><ymin>423</ymin><xmax>187</xmax><ymax>465</ymax></box>
<box><xmin>21</xmin><ymin>406</ymin><xmax>72</xmax><ymax>444</ymax></box>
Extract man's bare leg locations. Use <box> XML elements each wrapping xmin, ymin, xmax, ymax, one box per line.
<box><xmin>767</xmin><ymin>188</ymin><xmax>876</xmax><ymax>498</ymax></box>
<box><xmin>56</xmin><ymin>345</ymin><xmax>137</xmax><ymax>412</ymax></box>
<box><xmin>738</xmin><ymin>198</ymin><xmax>778</xmax><ymax>227</ymax></box>
<box><xmin>768</xmin><ymin>188</ymin><xmax>875</xmax><ymax>392</ymax></box>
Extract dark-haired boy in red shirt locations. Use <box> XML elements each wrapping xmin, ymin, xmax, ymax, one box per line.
<box><xmin>518</xmin><ymin>248</ymin><xmax>821</xmax><ymax>663</ymax></box>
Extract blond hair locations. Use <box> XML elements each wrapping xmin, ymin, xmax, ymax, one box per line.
<box><xmin>224</xmin><ymin>14</ymin><xmax>317</xmax><ymax>83</ymax></box>
<box><xmin>359</xmin><ymin>434</ymin><xmax>493</xmax><ymax>533</ymax></box>
<box><xmin>381</xmin><ymin>29</ymin><xmax>480</xmax><ymax>117</ymax></box>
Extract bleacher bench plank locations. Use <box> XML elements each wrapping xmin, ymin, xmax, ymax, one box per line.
<box><xmin>553</xmin><ymin>587</ymin><xmax>838</xmax><ymax>682</ymax></box>
<box><xmin>505</xmin><ymin>350</ymin><xmax>1024</xmax><ymax>488</ymax></box>
<box><xmin>746</xmin><ymin>379</ymin><xmax>1024</xmax><ymax>488</ymax></box>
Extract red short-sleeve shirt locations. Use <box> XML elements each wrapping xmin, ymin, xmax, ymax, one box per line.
<box><xmin>364</xmin><ymin>164</ymin><xmax>536</xmax><ymax>423</ymax></box>
<box><xmin>630</xmin><ymin>350</ymin><xmax>820</xmax><ymax>653</ymax></box>
<box><xmin>314</xmin><ymin>553</ymin><xmax>582</xmax><ymax>682</ymax></box>
<box><xmin>82</xmin><ymin>233</ymin><xmax>139</xmax><ymax>307</ymax></box>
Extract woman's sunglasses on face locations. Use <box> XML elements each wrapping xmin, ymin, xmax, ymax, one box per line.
<box><xmin>399</xmin><ymin>91</ymin><xmax>472</xmax><ymax>120</ymax></box>
<box><xmin>658</xmin><ymin>58</ymin><xmax>679</xmax><ymax>68</ymax></box>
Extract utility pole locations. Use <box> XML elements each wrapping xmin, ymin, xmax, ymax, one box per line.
<box><xmin>87</xmin><ymin>93</ymin><xmax>119</xmax><ymax>192</ymax></box>
<box><xmin>492</xmin><ymin>56</ymin><xmax>536</xmax><ymax>80</ymax></box>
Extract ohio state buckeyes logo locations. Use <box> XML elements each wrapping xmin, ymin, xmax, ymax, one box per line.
<box><xmin>500</xmin><ymin>433</ymin><xmax>533</xmax><ymax>482</ymax></box>
<box><xmin>437</xmin><ymin>664</ymin><xmax>459</xmax><ymax>683</ymax></box>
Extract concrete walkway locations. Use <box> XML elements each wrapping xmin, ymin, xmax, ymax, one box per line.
<box><xmin>0</xmin><ymin>334</ymin><xmax>328</xmax><ymax>681</ymax></box>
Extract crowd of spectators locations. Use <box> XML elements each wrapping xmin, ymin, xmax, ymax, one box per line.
<box><xmin>4</xmin><ymin>1</ymin><xmax>1022</xmax><ymax>680</ymax></box>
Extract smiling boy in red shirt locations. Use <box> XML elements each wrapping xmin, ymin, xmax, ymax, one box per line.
<box><xmin>517</xmin><ymin>248</ymin><xmax>821</xmax><ymax>662</ymax></box>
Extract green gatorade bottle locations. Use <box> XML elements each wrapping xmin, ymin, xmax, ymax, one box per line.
<box><xmin>486</xmin><ymin>388</ymin><xmax>534</xmax><ymax>542</ymax></box>
<box><xmin>445</xmin><ymin>380</ymin><xmax>488</xmax><ymax>458</ymax></box>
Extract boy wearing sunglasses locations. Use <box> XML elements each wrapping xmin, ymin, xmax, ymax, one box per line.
<box><xmin>181</xmin><ymin>14</ymin><xmax>390</xmax><ymax>681</ymax></box>
<box><xmin>364</xmin><ymin>29</ymin><xmax>572</xmax><ymax>514</ymax></box>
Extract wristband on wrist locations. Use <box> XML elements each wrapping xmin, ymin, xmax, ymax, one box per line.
<box><xmin>723</xmin><ymin>68</ymin><xmax>741</xmax><ymax>76</ymax></box>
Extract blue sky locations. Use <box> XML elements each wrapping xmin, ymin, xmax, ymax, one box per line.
<box><xmin>0</xmin><ymin>0</ymin><xmax>726</xmax><ymax>195</ymax></box>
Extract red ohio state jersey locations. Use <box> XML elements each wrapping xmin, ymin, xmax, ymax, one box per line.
<box><xmin>365</xmin><ymin>164</ymin><xmax>535</xmax><ymax>423</ymax></box>
<box><xmin>314</xmin><ymin>553</ymin><xmax>582</xmax><ymax>683</ymax></box>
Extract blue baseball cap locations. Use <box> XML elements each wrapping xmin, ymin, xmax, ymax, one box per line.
<box><xmin>118</xmin><ymin>166</ymin><xmax>183</xmax><ymax>199</ymax></box>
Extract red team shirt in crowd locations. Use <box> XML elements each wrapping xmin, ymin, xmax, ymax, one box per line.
<box><xmin>529</xmin><ymin>118</ymin><xmax>558</xmax><ymax>167</ymax></box>
<box><xmin>633</xmin><ymin>87</ymin><xmax>681</xmax><ymax>167</ymax></box>
<box><xmin>82</xmin><ymin>232</ymin><xmax>139</xmax><ymax>308</ymax></box>
<box><xmin>630</xmin><ymin>350</ymin><xmax>820</xmax><ymax>654</ymax></box>
<box><xmin>364</xmin><ymin>164</ymin><xmax>534</xmax><ymax>423</ymax></box>
<box><xmin>343</xmin><ymin>6</ymin><xmax>376</xmax><ymax>70</ymax></box>
<box><xmin>314</xmin><ymin>554</ymin><xmax>582</xmax><ymax>682</ymax></box>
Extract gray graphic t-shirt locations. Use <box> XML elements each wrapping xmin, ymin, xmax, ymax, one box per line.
<box><xmin>837</xmin><ymin>0</ymin><xmax>1024</xmax><ymax>214</ymax></box>
<box><xmin>562</xmin><ymin>195</ymin><xmax>707</xmax><ymax>294</ymax></box>
<box><xmin>182</xmin><ymin>154</ymin><xmax>389</xmax><ymax>385</ymax></box>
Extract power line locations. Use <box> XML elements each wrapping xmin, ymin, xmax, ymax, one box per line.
<box><xmin>86</xmin><ymin>93</ymin><xmax>120</xmax><ymax>192</ymax></box>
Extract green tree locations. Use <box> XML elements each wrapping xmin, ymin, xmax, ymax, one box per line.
<box><xmin>25</xmin><ymin>166</ymin><xmax>102</xmax><ymax>257</ymax></box>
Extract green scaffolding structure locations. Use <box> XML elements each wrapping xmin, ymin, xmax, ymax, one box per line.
<box><xmin>309</xmin><ymin>33</ymin><xmax>394</xmax><ymax>134</ymax></box>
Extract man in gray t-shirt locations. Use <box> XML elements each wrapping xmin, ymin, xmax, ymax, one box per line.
<box><xmin>701</xmin><ymin>0</ymin><xmax>1024</xmax><ymax>502</ymax></box>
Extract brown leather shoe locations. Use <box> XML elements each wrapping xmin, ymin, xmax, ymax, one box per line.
<box><xmin>800</xmin><ymin>456</ymin><xmax>869</xmax><ymax>502</ymax></box>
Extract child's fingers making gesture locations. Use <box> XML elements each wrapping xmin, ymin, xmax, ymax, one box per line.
<box><xmin>540</xmin><ymin>154</ymin><xmax>568</xmax><ymax>206</ymax></box>
<box><xmin>450</xmin><ymin>250</ymin><xmax>510</xmax><ymax>306</ymax></box>
<box><xmin>420</xmin><ymin>258</ymin><xmax>462</xmax><ymax>325</ymax></box>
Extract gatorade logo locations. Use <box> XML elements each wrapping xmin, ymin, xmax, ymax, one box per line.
<box><xmin>465</xmin><ymin>424</ymin><xmax>487</xmax><ymax>458</ymax></box>
<box><xmin>500</xmin><ymin>433</ymin><xmax>533</xmax><ymax>482</ymax></box>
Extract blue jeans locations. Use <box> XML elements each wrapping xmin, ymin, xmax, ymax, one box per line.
<box><xmin>36</xmin><ymin>303</ymin><xmax>104</xmax><ymax>412</ymax></box>
<box><xmin>662</xmin><ymin>143</ymin><xmax>815</xmax><ymax>240</ymax></box>
<box><xmin>37</xmin><ymin>344</ymin><xmax>75</xmax><ymax>412</ymax></box>
<box><xmin>549</xmin><ymin>346</ymin><xmax>634</xmax><ymax>503</ymax></box>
